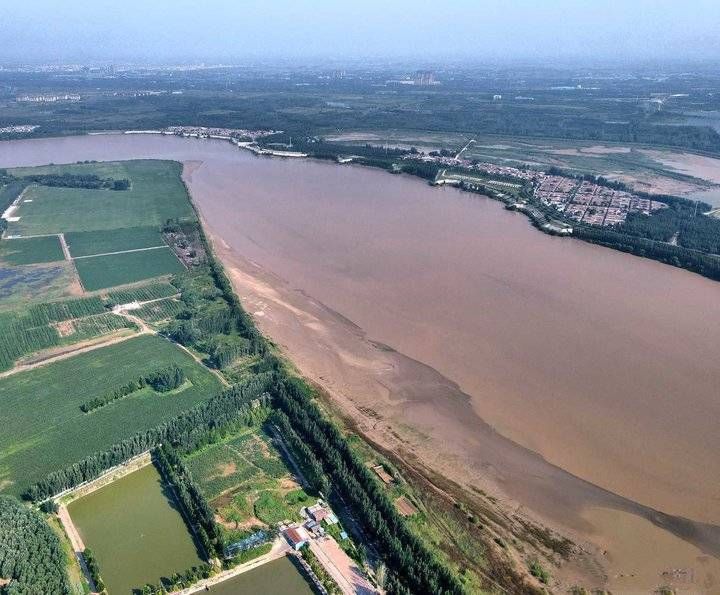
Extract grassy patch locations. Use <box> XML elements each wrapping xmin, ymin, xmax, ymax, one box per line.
<box><xmin>184</xmin><ymin>423</ymin><xmax>307</xmax><ymax>534</ymax></box>
<box><xmin>253</xmin><ymin>490</ymin><xmax>292</xmax><ymax>525</ymax></box>
<box><xmin>0</xmin><ymin>236</ymin><xmax>64</xmax><ymax>265</ymax></box>
<box><xmin>0</xmin><ymin>263</ymin><xmax>75</xmax><ymax>308</ymax></box>
<box><xmin>74</xmin><ymin>247</ymin><xmax>184</xmax><ymax>291</ymax></box>
<box><xmin>6</xmin><ymin>161</ymin><xmax>194</xmax><ymax>236</ymax></box>
<box><xmin>65</xmin><ymin>226</ymin><xmax>165</xmax><ymax>257</ymax></box>
<box><xmin>0</xmin><ymin>334</ymin><xmax>222</xmax><ymax>496</ymax></box>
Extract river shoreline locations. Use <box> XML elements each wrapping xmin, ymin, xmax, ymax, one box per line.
<box><xmin>0</xmin><ymin>134</ymin><xmax>717</xmax><ymax>591</ymax></box>
<box><xmin>199</xmin><ymin>219</ymin><xmax>720</xmax><ymax>592</ymax></box>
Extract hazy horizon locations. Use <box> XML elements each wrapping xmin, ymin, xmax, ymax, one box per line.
<box><xmin>1</xmin><ymin>0</ymin><xmax>719</xmax><ymax>65</ymax></box>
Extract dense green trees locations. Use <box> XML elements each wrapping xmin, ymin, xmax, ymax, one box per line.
<box><xmin>82</xmin><ymin>548</ymin><xmax>105</xmax><ymax>593</ymax></box>
<box><xmin>0</xmin><ymin>496</ymin><xmax>70</xmax><ymax>595</ymax></box>
<box><xmin>19</xmin><ymin>173</ymin><xmax>130</xmax><ymax>190</ymax></box>
<box><xmin>272</xmin><ymin>378</ymin><xmax>464</xmax><ymax>595</ymax></box>
<box><xmin>80</xmin><ymin>365</ymin><xmax>187</xmax><ymax>412</ymax></box>
<box><xmin>25</xmin><ymin>377</ymin><xmax>273</xmax><ymax>501</ymax></box>
<box><xmin>146</xmin><ymin>364</ymin><xmax>186</xmax><ymax>392</ymax></box>
<box><xmin>153</xmin><ymin>445</ymin><xmax>223</xmax><ymax>559</ymax></box>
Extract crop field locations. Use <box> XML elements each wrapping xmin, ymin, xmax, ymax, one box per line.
<box><xmin>65</xmin><ymin>226</ymin><xmax>165</xmax><ymax>257</ymax></box>
<box><xmin>0</xmin><ymin>296</ymin><xmax>109</xmax><ymax>370</ymax></box>
<box><xmin>106</xmin><ymin>281</ymin><xmax>178</xmax><ymax>304</ymax></box>
<box><xmin>0</xmin><ymin>334</ymin><xmax>222</xmax><ymax>495</ymax></box>
<box><xmin>74</xmin><ymin>247</ymin><xmax>184</xmax><ymax>291</ymax></box>
<box><xmin>60</xmin><ymin>313</ymin><xmax>136</xmax><ymax>342</ymax></box>
<box><xmin>5</xmin><ymin>160</ymin><xmax>195</xmax><ymax>236</ymax></box>
<box><xmin>0</xmin><ymin>236</ymin><xmax>64</xmax><ymax>265</ymax></box>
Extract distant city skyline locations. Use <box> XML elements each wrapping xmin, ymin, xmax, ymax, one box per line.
<box><xmin>0</xmin><ymin>0</ymin><xmax>719</xmax><ymax>64</ymax></box>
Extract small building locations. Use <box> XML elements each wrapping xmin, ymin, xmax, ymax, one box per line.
<box><xmin>284</xmin><ymin>526</ymin><xmax>310</xmax><ymax>550</ymax></box>
<box><xmin>308</xmin><ymin>503</ymin><xmax>330</xmax><ymax>523</ymax></box>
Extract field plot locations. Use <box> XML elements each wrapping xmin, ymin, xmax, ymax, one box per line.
<box><xmin>0</xmin><ymin>236</ymin><xmax>64</xmax><ymax>265</ymax></box>
<box><xmin>0</xmin><ymin>296</ymin><xmax>109</xmax><ymax>370</ymax></box>
<box><xmin>74</xmin><ymin>247</ymin><xmax>184</xmax><ymax>291</ymax></box>
<box><xmin>65</xmin><ymin>225</ymin><xmax>165</xmax><ymax>257</ymax></box>
<box><xmin>185</xmin><ymin>426</ymin><xmax>312</xmax><ymax>538</ymax></box>
<box><xmin>134</xmin><ymin>298</ymin><xmax>187</xmax><ymax>322</ymax></box>
<box><xmin>68</xmin><ymin>464</ymin><xmax>203</xmax><ymax>594</ymax></box>
<box><xmin>106</xmin><ymin>280</ymin><xmax>178</xmax><ymax>304</ymax></box>
<box><xmin>6</xmin><ymin>160</ymin><xmax>194</xmax><ymax>236</ymax></box>
<box><xmin>0</xmin><ymin>334</ymin><xmax>222</xmax><ymax>495</ymax></box>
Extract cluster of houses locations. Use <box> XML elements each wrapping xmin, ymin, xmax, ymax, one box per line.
<box><xmin>16</xmin><ymin>93</ymin><xmax>80</xmax><ymax>103</ymax></box>
<box><xmin>282</xmin><ymin>500</ymin><xmax>344</xmax><ymax>550</ymax></box>
<box><xmin>163</xmin><ymin>126</ymin><xmax>279</xmax><ymax>141</ymax></box>
<box><xmin>535</xmin><ymin>176</ymin><xmax>667</xmax><ymax>226</ymax></box>
<box><xmin>0</xmin><ymin>124</ymin><xmax>38</xmax><ymax>135</ymax></box>
<box><xmin>404</xmin><ymin>150</ymin><xmax>667</xmax><ymax>227</ymax></box>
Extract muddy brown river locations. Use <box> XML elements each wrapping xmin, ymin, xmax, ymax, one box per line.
<box><xmin>1</xmin><ymin>134</ymin><xmax>718</xmax><ymax>591</ymax></box>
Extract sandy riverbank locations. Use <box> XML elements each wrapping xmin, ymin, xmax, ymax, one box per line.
<box><xmin>204</xmin><ymin>228</ymin><xmax>719</xmax><ymax>591</ymax></box>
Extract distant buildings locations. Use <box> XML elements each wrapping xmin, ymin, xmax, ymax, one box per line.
<box><xmin>16</xmin><ymin>94</ymin><xmax>80</xmax><ymax>103</ymax></box>
<box><xmin>0</xmin><ymin>125</ymin><xmax>38</xmax><ymax>134</ymax></box>
<box><xmin>413</xmin><ymin>70</ymin><xmax>436</xmax><ymax>86</ymax></box>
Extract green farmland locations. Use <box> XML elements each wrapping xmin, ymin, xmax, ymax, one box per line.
<box><xmin>74</xmin><ymin>247</ymin><xmax>184</xmax><ymax>291</ymax></box>
<box><xmin>0</xmin><ymin>334</ymin><xmax>222</xmax><ymax>496</ymax></box>
<box><xmin>6</xmin><ymin>160</ymin><xmax>194</xmax><ymax>236</ymax></box>
<box><xmin>0</xmin><ymin>235</ymin><xmax>64</xmax><ymax>265</ymax></box>
<box><xmin>65</xmin><ymin>225</ymin><xmax>165</xmax><ymax>257</ymax></box>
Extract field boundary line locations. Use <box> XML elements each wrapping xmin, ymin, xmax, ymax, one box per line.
<box><xmin>49</xmin><ymin>451</ymin><xmax>153</xmax><ymax>505</ymax></box>
<box><xmin>0</xmin><ymin>327</ymin><xmax>146</xmax><ymax>379</ymax></box>
<box><xmin>58</xmin><ymin>233</ymin><xmax>71</xmax><ymax>261</ymax></box>
<box><xmin>71</xmin><ymin>244</ymin><xmax>170</xmax><ymax>259</ymax></box>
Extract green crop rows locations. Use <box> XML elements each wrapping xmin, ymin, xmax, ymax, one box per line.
<box><xmin>0</xmin><ymin>334</ymin><xmax>222</xmax><ymax>496</ymax></box>
<box><xmin>74</xmin><ymin>248</ymin><xmax>184</xmax><ymax>291</ymax></box>
<box><xmin>106</xmin><ymin>281</ymin><xmax>178</xmax><ymax>304</ymax></box>
<box><xmin>0</xmin><ymin>236</ymin><xmax>64</xmax><ymax>265</ymax></box>
<box><xmin>65</xmin><ymin>226</ymin><xmax>165</xmax><ymax>258</ymax></box>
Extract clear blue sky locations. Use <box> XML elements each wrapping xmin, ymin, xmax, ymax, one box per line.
<box><xmin>1</xmin><ymin>0</ymin><xmax>718</xmax><ymax>63</ymax></box>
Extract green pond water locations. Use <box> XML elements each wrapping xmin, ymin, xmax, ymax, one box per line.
<box><xmin>208</xmin><ymin>556</ymin><xmax>316</xmax><ymax>595</ymax></box>
<box><xmin>67</xmin><ymin>464</ymin><xmax>204</xmax><ymax>594</ymax></box>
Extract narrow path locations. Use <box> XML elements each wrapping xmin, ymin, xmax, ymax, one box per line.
<box><xmin>0</xmin><ymin>329</ymin><xmax>145</xmax><ymax>379</ymax></box>
<box><xmin>58</xmin><ymin>233</ymin><xmax>71</xmax><ymax>261</ymax></box>
<box><xmin>57</xmin><ymin>506</ymin><xmax>100</xmax><ymax>594</ymax></box>
<box><xmin>72</xmin><ymin>244</ymin><xmax>169</xmax><ymax>260</ymax></box>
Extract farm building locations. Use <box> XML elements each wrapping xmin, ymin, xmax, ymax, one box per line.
<box><xmin>284</xmin><ymin>526</ymin><xmax>310</xmax><ymax>550</ymax></box>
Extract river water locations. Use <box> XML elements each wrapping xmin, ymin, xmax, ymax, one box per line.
<box><xmin>1</xmin><ymin>134</ymin><xmax>719</xmax><ymax>589</ymax></box>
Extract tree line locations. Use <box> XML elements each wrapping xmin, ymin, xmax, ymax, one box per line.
<box><xmin>82</xmin><ymin>548</ymin><xmax>105</xmax><ymax>593</ymax></box>
<box><xmin>272</xmin><ymin>378</ymin><xmax>464</xmax><ymax>595</ymax></box>
<box><xmin>24</xmin><ymin>377</ymin><xmax>273</xmax><ymax>501</ymax></box>
<box><xmin>17</xmin><ymin>172</ymin><xmax>130</xmax><ymax>191</ymax></box>
<box><xmin>153</xmin><ymin>445</ymin><xmax>223</xmax><ymax>560</ymax></box>
<box><xmin>80</xmin><ymin>365</ymin><xmax>186</xmax><ymax>412</ymax></box>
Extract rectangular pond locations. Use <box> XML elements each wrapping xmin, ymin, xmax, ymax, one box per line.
<box><xmin>209</xmin><ymin>556</ymin><xmax>316</xmax><ymax>595</ymax></box>
<box><xmin>67</xmin><ymin>463</ymin><xmax>204</xmax><ymax>594</ymax></box>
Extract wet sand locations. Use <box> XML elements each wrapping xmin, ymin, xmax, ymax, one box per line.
<box><xmin>0</xmin><ymin>135</ymin><xmax>718</xmax><ymax>590</ymax></box>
